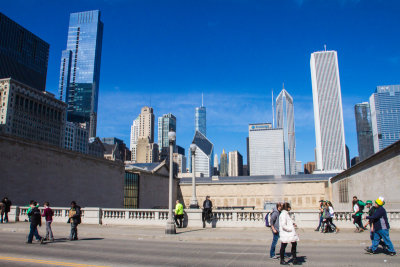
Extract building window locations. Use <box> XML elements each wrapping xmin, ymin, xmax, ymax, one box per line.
<box><xmin>338</xmin><ymin>179</ymin><xmax>348</xmax><ymax>203</ymax></box>
<box><xmin>124</xmin><ymin>172</ymin><xmax>139</xmax><ymax>208</ymax></box>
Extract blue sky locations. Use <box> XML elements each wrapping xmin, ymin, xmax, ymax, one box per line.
<box><xmin>3</xmin><ymin>0</ymin><xmax>400</xmax><ymax>166</ymax></box>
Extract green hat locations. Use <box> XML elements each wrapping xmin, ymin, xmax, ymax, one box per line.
<box><xmin>366</xmin><ymin>200</ymin><xmax>373</xmax><ymax>205</ymax></box>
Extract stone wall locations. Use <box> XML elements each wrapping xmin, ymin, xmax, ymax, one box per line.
<box><xmin>180</xmin><ymin>181</ymin><xmax>329</xmax><ymax>210</ymax></box>
<box><xmin>331</xmin><ymin>141</ymin><xmax>400</xmax><ymax>210</ymax></box>
<box><xmin>0</xmin><ymin>134</ymin><xmax>124</xmax><ymax>208</ymax></box>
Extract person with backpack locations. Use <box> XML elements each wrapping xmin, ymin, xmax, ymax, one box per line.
<box><xmin>68</xmin><ymin>201</ymin><xmax>81</xmax><ymax>241</ymax></box>
<box><xmin>268</xmin><ymin>202</ymin><xmax>283</xmax><ymax>259</ymax></box>
<box><xmin>365</xmin><ymin>197</ymin><xmax>396</xmax><ymax>256</ymax></box>
<box><xmin>42</xmin><ymin>202</ymin><xmax>54</xmax><ymax>242</ymax></box>
<box><xmin>202</xmin><ymin>196</ymin><xmax>213</xmax><ymax>228</ymax></box>
<box><xmin>279</xmin><ymin>202</ymin><xmax>300</xmax><ymax>265</ymax></box>
<box><xmin>352</xmin><ymin>196</ymin><xmax>366</xmax><ymax>232</ymax></box>
<box><xmin>26</xmin><ymin>201</ymin><xmax>44</xmax><ymax>244</ymax></box>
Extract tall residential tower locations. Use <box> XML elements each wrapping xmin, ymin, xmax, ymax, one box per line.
<box><xmin>310</xmin><ymin>50</ymin><xmax>347</xmax><ymax>172</ymax></box>
<box><xmin>354</xmin><ymin>102</ymin><xmax>374</xmax><ymax>161</ymax></box>
<box><xmin>58</xmin><ymin>10</ymin><xmax>104</xmax><ymax>137</ymax></box>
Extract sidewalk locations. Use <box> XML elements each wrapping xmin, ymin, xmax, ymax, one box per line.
<box><xmin>1</xmin><ymin>222</ymin><xmax>400</xmax><ymax>245</ymax></box>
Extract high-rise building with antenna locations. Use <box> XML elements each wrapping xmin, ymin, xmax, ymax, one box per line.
<box><xmin>195</xmin><ymin>94</ymin><xmax>206</xmax><ymax>136</ymax></box>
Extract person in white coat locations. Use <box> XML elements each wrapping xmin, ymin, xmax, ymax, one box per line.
<box><xmin>279</xmin><ymin>202</ymin><xmax>300</xmax><ymax>265</ymax></box>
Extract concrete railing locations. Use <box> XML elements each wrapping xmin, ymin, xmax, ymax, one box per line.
<box><xmin>6</xmin><ymin>206</ymin><xmax>400</xmax><ymax>229</ymax></box>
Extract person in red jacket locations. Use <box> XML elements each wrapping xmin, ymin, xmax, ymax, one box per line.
<box><xmin>42</xmin><ymin>202</ymin><xmax>54</xmax><ymax>242</ymax></box>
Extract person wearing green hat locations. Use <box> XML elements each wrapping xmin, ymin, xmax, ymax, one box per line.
<box><xmin>365</xmin><ymin>197</ymin><xmax>396</xmax><ymax>256</ymax></box>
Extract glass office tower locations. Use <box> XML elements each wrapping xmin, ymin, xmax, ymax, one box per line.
<box><xmin>276</xmin><ymin>86</ymin><xmax>296</xmax><ymax>175</ymax></box>
<box><xmin>195</xmin><ymin>106</ymin><xmax>206</xmax><ymax>136</ymax></box>
<box><xmin>354</xmin><ymin>102</ymin><xmax>374</xmax><ymax>161</ymax></box>
<box><xmin>370</xmin><ymin>85</ymin><xmax>400</xmax><ymax>152</ymax></box>
<box><xmin>158</xmin><ymin>113</ymin><xmax>177</xmax><ymax>151</ymax></box>
<box><xmin>58</xmin><ymin>10</ymin><xmax>103</xmax><ymax>137</ymax></box>
<box><xmin>0</xmin><ymin>12</ymin><xmax>49</xmax><ymax>90</ymax></box>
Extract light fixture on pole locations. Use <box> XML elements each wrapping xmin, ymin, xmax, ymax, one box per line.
<box><xmin>165</xmin><ymin>131</ymin><xmax>176</xmax><ymax>234</ymax></box>
<box><xmin>189</xmin><ymin>143</ymin><xmax>199</xmax><ymax>209</ymax></box>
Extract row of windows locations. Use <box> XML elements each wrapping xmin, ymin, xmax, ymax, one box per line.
<box><xmin>15</xmin><ymin>94</ymin><xmax>64</xmax><ymax>122</ymax></box>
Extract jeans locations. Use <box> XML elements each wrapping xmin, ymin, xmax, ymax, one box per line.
<box><xmin>27</xmin><ymin>224</ymin><xmax>41</xmax><ymax>243</ymax></box>
<box><xmin>46</xmin><ymin>221</ymin><xmax>54</xmax><ymax>240</ymax></box>
<box><xmin>270</xmin><ymin>232</ymin><xmax>280</xmax><ymax>257</ymax></box>
<box><xmin>316</xmin><ymin>214</ymin><xmax>323</xmax><ymax>230</ymax></box>
<box><xmin>370</xmin><ymin>229</ymin><xmax>395</xmax><ymax>253</ymax></box>
<box><xmin>70</xmin><ymin>222</ymin><xmax>78</xmax><ymax>240</ymax></box>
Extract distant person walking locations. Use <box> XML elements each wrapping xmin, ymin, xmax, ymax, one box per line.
<box><xmin>1</xmin><ymin>197</ymin><xmax>12</xmax><ymax>223</ymax></box>
<box><xmin>26</xmin><ymin>201</ymin><xmax>44</xmax><ymax>244</ymax></box>
<box><xmin>352</xmin><ymin>196</ymin><xmax>366</xmax><ymax>232</ymax></box>
<box><xmin>42</xmin><ymin>202</ymin><xmax>54</xmax><ymax>242</ymax></box>
<box><xmin>269</xmin><ymin>202</ymin><xmax>283</xmax><ymax>259</ymax></box>
<box><xmin>68</xmin><ymin>201</ymin><xmax>81</xmax><ymax>241</ymax></box>
<box><xmin>174</xmin><ymin>200</ymin><xmax>184</xmax><ymax>228</ymax></box>
<box><xmin>365</xmin><ymin>197</ymin><xmax>396</xmax><ymax>256</ymax></box>
<box><xmin>202</xmin><ymin>196</ymin><xmax>213</xmax><ymax>228</ymax></box>
<box><xmin>0</xmin><ymin>201</ymin><xmax>5</xmax><ymax>223</ymax></box>
<box><xmin>364</xmin><ymin>200</ymin><xmax>387</xmax><ymax>251</ymax></box>
<box><xmin>279</xmin><ymin>203</ymin><xmax>300</xmax><ymax>265</ymax></box>
<box><xmin>314</xmin><ymin>200</ymin><xmax>325</xmax><ymax>231</ymax></box>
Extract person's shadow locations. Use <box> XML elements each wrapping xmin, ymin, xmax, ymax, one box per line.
<box><xmin>287</xmin><ymin>255</ymin><xmax>307</xmax><ymax>265</ymax></box>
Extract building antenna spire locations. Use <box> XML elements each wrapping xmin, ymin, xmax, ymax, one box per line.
<box><xmin>272</xmin><ymin>88</ymin><xmax>275</xmax><ymax>128</ymax></box>
<box><xmin>324</xmin><ymin>44</ymin><xmax>327</xmax><ymax>51</ymax></box>
<box><xmin>202</xmin><ymin>92</ymin><xmax>203</xmax><ymax>107</ymax></box>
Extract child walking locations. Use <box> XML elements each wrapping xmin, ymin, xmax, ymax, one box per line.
<box><xmin>42</xmin><ymin>202</ymin><xmax>54</xmax><ymax>242</ymax></box>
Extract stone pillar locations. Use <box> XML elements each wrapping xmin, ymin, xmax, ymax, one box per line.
<box><xmin>8</xmin><ymin>206</ymin><xmax>19</xmax><ymax>222</ymax></box>
<box><xmin>82</xmin><ymin>207</ymin><xmax>102</xmax><ymax>225</ymax></box>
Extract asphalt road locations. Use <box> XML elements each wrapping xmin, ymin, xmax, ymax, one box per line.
<box><xmin>0</xmin><ymin>231</ymin><xmax>399</xmax><ymax>266</ymax></box>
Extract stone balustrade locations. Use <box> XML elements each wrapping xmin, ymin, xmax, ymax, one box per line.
<box><xmin>6</xmin><ymin>206</ymin><xmax>400</xmax><ymax>229</ymax></box>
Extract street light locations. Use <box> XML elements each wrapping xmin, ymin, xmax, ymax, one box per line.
<box><xmin>189</xmin><ymin>143</ymin><xmax>199</xmax><ymax>209</ymax></box>
<box><xmin>165</xmin><ymin>131</ymin><xmax>176</xmax><ymax>235</ymax></box>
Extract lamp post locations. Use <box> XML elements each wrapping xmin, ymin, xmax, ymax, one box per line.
<box><xmin>189</xmin><ymin>143</ymin><xmax>199</xmax><ymax>208</ymax></box>
<box><xmin>165</xmin><ymin>131</ymin><xmax>176</xmax><ymax>234</ymax></box>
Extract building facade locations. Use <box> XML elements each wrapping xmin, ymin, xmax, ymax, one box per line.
<box><xmin>276</xmin><ymin>87</ymin><xmax>296</xmax><ymax>174</ymax></box>
<box><xmin>295</xmin><ymin>161</ymin><xmax>303</xmax><ymax>174</ymax></box>
<box><xmin>0</xmin><ymin>78</ymin><xmax>66</xmax><ymax>147</ymax></box>
<box><xmin>0</xmin><ymin>12</ymin><xmax>49</xmax><ymax>91</ymax></box>
<box><xmin>304</xmin><ymin>162</ymin><xmax>316</xmax><ymax>174</ymax></box>
<box><xmin>369</xmin><ymin>85</ymin><xmax>400</xmax><ymax>153</ymax></box>
<box><xmin>88</xmin><ymin>137</ymin><xmax>105</xmax><ymax>158</ymax></box>
<box><xmin>58</xmin><ymin>10</ymin><xmax>104</xmax><ymax>137</ymax></box>
<box><xmin>220</xmin><ymin>149</ymin><xmax>228</xmax><ymax>177</ymax></box>
<box><xmin>249</xmin><ymin>123</ymin><xmax>285</xmax><ymax>176</ymax></box>
<box><xmin>173</xmin><ymin>153</ymin><xmax>187</xmax><ymax>174</ymax></box>
<box><xmin>139</xmin><ymin>106</ymin><xmax>154</xmax><ymax>142</ymax></box>
<box><xmin>64</xmin><ymin>121</ymin><xmax>88</xmax><ymax>154</ymax></box>
<box><xmin>310</xmin><ymin>50</ymin><xmax>347</xmax><ymax>172</ymax></box>
<box><xmin>192</xmin><ymin>131</ymin><xmax>214</xmax><ymax>177</ymax></box>
<box><xmin>130</xmin><ymin>116</ymin><xmax>139</xmax><ymax>162</ymax></box>
<box><xmin>228</xmin><ymin>150</ymin><xmax>243</xmax><ymax>176</ymax></box>
<box><xmin>354</xmin><ymin>102</ymin><xmax>374</xmax><ymax>161</ymax></box>
<box><xmin>102</xmin><ymin>137</ymin><xmax>131</xmax><ymax>162</ymax></box>
<box><xmin>158</xmin><ymin>113</ymin><xmax>176</xmax><ymax>152</ymax></box>
<box><xmin>195</xmin><ymin>106</ymin><xmax>206</xmax><ymax>136</ymax></box>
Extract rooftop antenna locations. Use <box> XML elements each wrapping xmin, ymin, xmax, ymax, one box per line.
<box><xmin>150</xmin><ymin>95</ymin><xmax>152</xmax><ymax>107</ymax></box>
<box><xmin>272</xmin><ymin>88</ymin><xmax>275</xmax><ymax>128</ymax></box>
<box><xmin>324</xmin><ymin>44</ymin><xmax>327</xmax><ymax>51</ymax></box>
<box><xmin>202</xmin><ymin>92</ymin><xmax>204</xmax><ymax>107</ymax></box>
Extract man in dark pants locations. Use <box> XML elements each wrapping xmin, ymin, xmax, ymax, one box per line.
<box><xmin>269</xmin><ymin>203</ymin><xmax>283</xmax><ymax>259</ymax></box>
<box><xmin>68</xmin><ymin>201</ymin><xmax>81</xmax><ymax>241</ymax></box>
<box><xmin>2</xmin><ymin>197</ymin><xmax>12</xmax><ymax>223</ymax></box>
<box><xmin>202</xmin><ymin>196</ymin><xmax>213</xmax><ymax>228</ymax></box>
<box><xmin>26</xmin><ymin>201</ymin><xmax>44</xmax><ymax>244</ymax></box>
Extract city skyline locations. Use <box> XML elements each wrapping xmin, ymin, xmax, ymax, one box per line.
<box><xmin>3</xmin><ymin>1</ymin><xmax>400</xmax><ymax>165</ymax></box>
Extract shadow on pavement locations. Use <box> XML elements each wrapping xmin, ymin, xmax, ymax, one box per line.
<box><xmin>176</xmin><ymin>229</ymin><xmax>206</xmax><ymax>234</ymax></box>
<box><xmin>78</xmin><ymin>237</ymin><xmax>104</xmax><ymax>241</ymax></box>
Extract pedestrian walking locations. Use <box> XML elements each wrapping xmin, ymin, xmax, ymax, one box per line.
<box><xmin>202</xmin><ymin>196</ymin><xmax>213</xmax><ymax>228</ymax></box>
<box><xmin>269</xmin><ymin>202</ymin><xmax>283</xmax><ymax>259</ymax></box>
<box><xmin>352</xmin><ymin>196</ymin><xmax>366</xmax><ymax>232</ymax></box>
<box><xmin>1</xmin><ymin>197</ymin><xmax>12</xmax><ymax>223</ymax></box>
<box><xmin>174</xmin><ymin>200</ymin><xmax>184</xmax><ymax>228</ymax></box>
<box><xmin>0</xmin><ymin>201</ymin><xmax>5</xmax><ymax>223</ymax></box>
<box><xmin>364</xmin><ymin>200</ymin><xmax>387</xmax><ymax>251</ymax></box>
<box><xmin>68</xmin><ymin>201</ymin><xmax>81</xmax><ymax>241</ymax></box>
<box><xmin>26</xmin><ymin>201</ymin><xmax>44</xmax><ymax>244</ymax></box>
<box><xmin>279</xmin><ymin>203</ymin><xmax>300</xmax><ymax>265</ymax></box>
<box><xmin>327</xmin><ymin>201</ymin><xmax>339</xmax><ymax>233</ymax></box>
<box><xmin>365</xmin><ymin>197</ymin><xmax>396</xmax><ymax>256</ymax></box>
<box><xmin>314</xmin><ymin>200</ymin><xmax>325</xmax><ymax>231</ymax></box>
<box><xmin>42</xmin><ymin>202</ymin><xmax>54</xmax><ymax>242</ymax></box>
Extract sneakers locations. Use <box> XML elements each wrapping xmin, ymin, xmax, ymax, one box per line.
<box><xmin>314</xmin><ymin>228</ymin><xmax>319</xmax><ymax>231</ymax></box>
<box><xmin>364</xmin><ymin>248</ymin><xmax>377</xmax><ymax>254</ymax></box>
<box><xmin>270</xmin><ymin>255</ymin><xmax>280</xmax><ymax>260</ymax></box>
<box><xmin>389</xmin><ymin>252</ymin><xmax>397</xmax><ymax>256</ymax></box>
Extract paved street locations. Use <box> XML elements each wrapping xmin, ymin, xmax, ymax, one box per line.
<box><xmin>0</xmin><ymin>222</ymin><xmax>399</xmax><ymax>266</ymax></box>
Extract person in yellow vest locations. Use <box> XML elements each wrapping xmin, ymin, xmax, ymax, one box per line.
<box><xmin>174</xmin><ymin>200</ymin><xmax>184</xmax><ymax>228</ymax></box>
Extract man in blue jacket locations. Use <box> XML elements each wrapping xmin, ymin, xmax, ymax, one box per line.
<box><xmin>365</xmin><ymin>197</ymin><xmax>396</xmax><ymax>256</ymax></box>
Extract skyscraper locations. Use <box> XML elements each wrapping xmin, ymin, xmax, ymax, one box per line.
<box><xmin>228</xmin><ymin>151</ymin><xmax>243</xmax><ymax>176</ymax></box>
<box><xmin>354</xmin><ymin>102</ymin><xmax>374</xmax><ymax>161</ymax></box>
<box><xmin>370</xmin><ymin>85</ymin><xmax>400</xmax><ymax>152</ymax></box>
<box><xmin>195</xmin><ymin>97</ymin><xmax>206</xmax><ymax>137</ymax></box>
<box><xmin>0</xmin><ymin>12</ymin><xmax>49</xmax><ymax>91</ymax></box>
<box><xmin>136</xmin><ymin>106</ymin><xmax>157</xmax><ymax>163</ymax></box>
<box><xmin>191</xmin><ymin>131</ymin><xmax>214</xmax><ymax>177</ymax></box>
<box><xmin>139</xmin><ymin>106</ymin><xmax>154</xmax><ymax>142</ymax></box>
<box><xmin>130</xmin><ymin>116</ymin><xmax>140</xmax><ymax>162</ymax></box>
<box><xmin>248</xmin><ymin>123</ymin><xmax>285</xmax><ymax>176</ymax></box>
<box><xmin>310</xmin><ymin>50</ymin><xmax>347</xmax><ymax>172</ymax></box>
<box><xmin>158</xmin><ymin>113</ymin><xmax>177</xmax><ymax>151</ymax></box>
<box><xmin>58</xmin><ymin>10</ymin><xmax>104</xmax><ymax>137</ymax></box>
<box><xmin>220</xmin><ymin>149</ymin><xmax>228</xmax><ymax>177</ymax></box>
<box><xmin>276</xmin><ymin>85</ymin><xmax>296</xmax><ymax>174</ymax></box>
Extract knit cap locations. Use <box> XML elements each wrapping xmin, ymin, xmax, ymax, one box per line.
<box><xmin>366</xmin><ymin>200</ymin><xmax>372</xmax><ymax>205</ymax></box>
<box><xmin>375</xmin><ymin>196</ymin><xmax>385</xmax><ymax>206</ymax></box>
